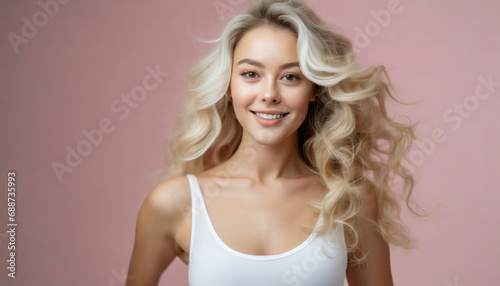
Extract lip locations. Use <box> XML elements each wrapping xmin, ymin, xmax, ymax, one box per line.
<box><xmin>251</xmin><ymin>110</ymin><xmax>288</xmax><ymax>115</ymax></box>
<box><xmin>251</xmin><ymin>110</ymin><xmax>289</xmax><ymax>126</ymax></box>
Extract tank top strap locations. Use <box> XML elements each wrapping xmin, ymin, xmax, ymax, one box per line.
<box><xmin>186</xmin><ymin>174</ymin><xmax>205</xmax><ymax>217</ymax></box>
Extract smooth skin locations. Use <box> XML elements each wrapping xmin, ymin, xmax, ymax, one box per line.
<box><xmin>125</xmin><ymin>26</ymin><xmax>393</xmax><ymax>286</ymax></box>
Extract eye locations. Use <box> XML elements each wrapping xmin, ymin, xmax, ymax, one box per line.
<box><xmin>240</xmin><ymin>71</ymin><xmax>301</xmax><ymax>81</ymax></box>
<box><xmin>241</xmin><ymin>71</ymin><xmax>258</xmax><ymax>79</ymax></box>
<box><xmin>283</xmin><ymin>73</ymin><xmax>300</xmax><ymax>81</ymax></box>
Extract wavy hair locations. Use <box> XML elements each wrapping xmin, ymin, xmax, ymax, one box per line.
<box><xmin>162</xmin><ymin>0</ymin><xmax>432</xmax><ymax>265</ymax></box>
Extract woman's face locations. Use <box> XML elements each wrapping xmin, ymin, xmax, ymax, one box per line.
<box><xmin>230</xmin><ymin>26</ymin><xmax>316</xmax><ymax>145</ymax></box>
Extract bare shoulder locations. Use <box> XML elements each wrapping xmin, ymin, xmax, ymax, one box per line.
<box><xmin>358</xmin><ymin>181</ymin><xmax>378</xmax><ymax>222</ymax></box>
<box><xmin>349</xmin><ymin>178</ymin><xmax>380</xmax><ymax>243</ymax></box>
<box><xmin>140</xmin><ymin>175</ymin><xmax>192</xmax><ymax>237</ymax></box>
<box><xmin>125</xmin><ymin>176</ymin><xmax>192</xmax><ymax>285</ymax></box>
<box><xmin>345</xmin><ymin>178</ymin><xmax>393</xmax><ymax>286</ymax></box>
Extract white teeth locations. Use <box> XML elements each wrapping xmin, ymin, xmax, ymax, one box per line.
<box><xmin>255</xmin><ymin>112</ymin><xmax>286</xmax><ymax>119</ymax></box>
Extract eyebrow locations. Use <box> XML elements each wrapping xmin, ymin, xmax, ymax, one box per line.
<box><xmin>236</xmin><ymin>58</ymin><xmax>300</xmax><ymax>70</ymax></box>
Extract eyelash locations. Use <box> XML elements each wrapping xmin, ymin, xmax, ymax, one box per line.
<box><xmin>240</xmin><ymin>70</ymin><xmax>301</xmax><ymax>81</ymax></box>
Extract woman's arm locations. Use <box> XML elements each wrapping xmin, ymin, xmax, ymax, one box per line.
<box><xmin>345</xmin><ymin>190</ymin><xmax>394</xmax><ymax>286</ymax></box>
<box><xmin>125</xmin><ymin>178</ymin><xmax>187</xmax><ymax>286</ymax></box>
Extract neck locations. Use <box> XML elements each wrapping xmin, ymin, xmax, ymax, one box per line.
<box><xmin>227</xmin><ymin>129</ymin><xmax>312</xmax><ymax>185</ymax></box>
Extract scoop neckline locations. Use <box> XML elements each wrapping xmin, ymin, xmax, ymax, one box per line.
<box><xmin>188</xmin><ymin>173</ymin><xmax>324</xmax><ymax>261</ymax></box>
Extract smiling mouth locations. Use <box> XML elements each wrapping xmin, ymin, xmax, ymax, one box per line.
<box><xmin>251</xmin><ymin>111</ymin><xmax>290</xmax><ymax>119</ymax></box>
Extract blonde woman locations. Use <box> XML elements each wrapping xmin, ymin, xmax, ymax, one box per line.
<box><xmin>126</xmin><ymin>0</ymin><xmax>426</xmax><ymax>285</ymax></box>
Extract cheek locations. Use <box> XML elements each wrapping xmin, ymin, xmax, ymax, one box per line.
<box><xmin>289</xmin><ymin>89</ymin><xmax>313</xmax><ymax>111</ymax></box>
<box><xmin>230</xmin><ymin>82</ymin><xmax>250</xmax><ymax>121</ymax></box>
<box><xmin>231</xmin><ymin>80</ymin><xmax>253</xmax><ymax>106</ymax></box>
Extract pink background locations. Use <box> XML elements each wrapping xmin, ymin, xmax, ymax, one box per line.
<box><xmin>1</xmin><ymin>0</ymin><xmax>499</xmax><ymax>285</ymax></box>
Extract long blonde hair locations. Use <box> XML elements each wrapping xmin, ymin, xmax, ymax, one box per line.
<box><xmin>162</xmin><ymin>0</ymin><xmax>431</xmax><ymax>264</ymax></box>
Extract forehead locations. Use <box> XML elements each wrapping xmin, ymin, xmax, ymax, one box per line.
<box><xmin>233</xmin><ymin>26</ymin><xmax>299</xmax><ymax>64</ymax></box>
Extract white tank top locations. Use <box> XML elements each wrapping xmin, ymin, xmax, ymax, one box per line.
<box><xmin>186</xmin><ymin>174</ymin><xmax>348</xmax><ymax>286</ymax></box>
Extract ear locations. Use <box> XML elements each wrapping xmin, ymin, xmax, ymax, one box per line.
<box><xmin>310</xmin><ymin>85</ymin><xmax>320</xmax><ymax>102</ymax></box>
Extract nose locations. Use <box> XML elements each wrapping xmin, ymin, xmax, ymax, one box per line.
<box><xmin>260</xmin><ymin>78</ymin><xmax>281</xmax><ymax>104</ymax></box>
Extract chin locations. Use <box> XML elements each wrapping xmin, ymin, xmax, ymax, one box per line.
<box><xmin>253</xmin><ymin>129</ymin><xmax>294</xmax><ymax>146</ymax></box>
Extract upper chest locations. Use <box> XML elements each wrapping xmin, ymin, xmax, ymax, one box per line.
<box><xmin>174</xmin><ymin>175</ymin><xmax>328</xmax><ymax>264</ymax></box>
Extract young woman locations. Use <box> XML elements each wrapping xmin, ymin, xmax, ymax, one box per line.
<box><xmin>126</xmin><ymin>0</ymin><xmax>425</xmax><ymax>285</ymax></box>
